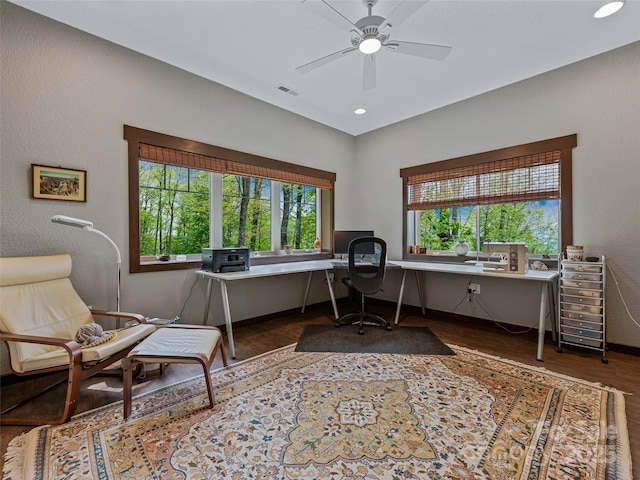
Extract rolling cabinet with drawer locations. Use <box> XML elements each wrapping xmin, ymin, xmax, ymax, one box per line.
<box><xmin>557</xmin><ymin>255</ymin><xmax>607</xmax><ymax>362</ymax></box>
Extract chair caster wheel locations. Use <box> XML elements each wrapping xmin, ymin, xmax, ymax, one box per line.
<box><xmin>359</xmin><ymin>330</ymin><xmax>364</xmax><ymax>335</ymax></box>
<box><xmin>602</xmin><ymin>358</ymin><xmax>608</xmax><ymax>364</ymax></box>
<box><xmin>386</xmin><ymin>325</ymin><xmax>392</xmax><ymax>331</ymax></box>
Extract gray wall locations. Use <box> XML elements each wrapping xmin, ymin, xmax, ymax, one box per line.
<box><xmin>0</xmin><ymin>2</ymin><xmax>355</xmax><ymax>333</ymax></box>
<box><xmin>2</xmin><ymin>3</ymin><xmax>639</xmax><ymax>354</ymax></box>
<box><xmin>355</xmin><ymin>41</ymin><xmax>640</xmax><ymax>347</ymax></box>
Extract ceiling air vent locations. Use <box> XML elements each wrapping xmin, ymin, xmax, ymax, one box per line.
<box><xmin>276</xmin><ymin>84</ymin><xmax>301</xmax><ymax>97</ymax></box>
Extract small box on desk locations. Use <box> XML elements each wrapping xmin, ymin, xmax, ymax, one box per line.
<box><xmin>201</xmin><ymin>248</ymin><xmax>250</xmax><ymax>273</ymax></box>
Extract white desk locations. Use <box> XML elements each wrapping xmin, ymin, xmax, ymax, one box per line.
<box><xmin>197</xmin><ymin>259</ymin><xmax>558</xmax><ymax>362</ymax></box>
<box><xmin>390</xmin><ymin>260</ymin><xmax>559</xmax><ymax>361</ymax></box>
<box><xmin>197</xmin><ymin>260</ymin><xmax>339</xmax><ymax>358</ymax></box>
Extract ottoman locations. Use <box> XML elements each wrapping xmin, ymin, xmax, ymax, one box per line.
<box><xmin>122</xmin><ymin>324</ymin><xmax>227</xmax><ymax>419</ymax></box>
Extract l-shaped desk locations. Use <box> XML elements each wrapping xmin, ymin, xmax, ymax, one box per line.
<box><xmin>197</xmin><ymin>259</ymin><xmax>558</xmax><ymax>361</ymax></box>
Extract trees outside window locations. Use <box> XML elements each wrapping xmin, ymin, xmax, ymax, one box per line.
<box><xmin>416</xmin><ymin>201</ymin><xmax>559</xmax><ymax>255</ymax></box>
<box><xmin>221</xmin><ymin>175</ymin><xmax>271</xmax><ymax>251</ymax></box>
<box><xmin>139</xmin><ymin>161</ymin><xmax>210</xmax><ymax>257</ymax></box>
<box><xmin>126</xmin><ymin>126</ymin><xmax>335</xmax><ymax>273</ymax></box>
<box><xmin>401</xmin><ymin>135</ymin><xmax>576</xmax><ymax>260</ymax></box>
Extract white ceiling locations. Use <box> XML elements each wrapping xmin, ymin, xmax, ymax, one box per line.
<box><xmin>10</xmin><ymin>0</ymin><xmax>640</xmax><ymax>136</ymax></box>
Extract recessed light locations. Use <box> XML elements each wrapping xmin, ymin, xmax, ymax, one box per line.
<box><xmin>594</xmin><ymin>0</ymin><xmax>625</xmax><ymax>18</ymax></box>
<box><xmin>354</xmin><ymin>108</ymin><xmax>367</xmax><ymax>115</ymax></box>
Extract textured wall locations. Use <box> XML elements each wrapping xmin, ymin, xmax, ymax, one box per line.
<box><xmin>0</xmin><ymin>2</ymin><xmax>355</xmax><ymax>327</ymax></box>
<box><xmin>1</xmin><ymin>1</ymin><xmax>639</xmax><ymax>358</ymax></box>
<box><xmin>354</xmin><ymin>42</ymin><xmax>640</xmax><ymax>347</ymax></box>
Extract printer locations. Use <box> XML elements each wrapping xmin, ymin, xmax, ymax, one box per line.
<box><xmin>201</xmin><ymin>248</ymin><xmax>250</xmax><ymax>273</ymax></box>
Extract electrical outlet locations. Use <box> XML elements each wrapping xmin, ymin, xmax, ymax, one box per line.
<box><xmin>328</xmin><ymin>272</ymin><xmax>335</xmax><ymax>283</ymax></box>
<box><xmin>468</xmin><ymin>283</ymin><xmax>480</xmax><ymax>294</ymax></box>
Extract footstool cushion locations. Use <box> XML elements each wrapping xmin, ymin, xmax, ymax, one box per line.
<box><xmin>122</xmin><ymin>324</ymin><xmax>227</xmax><ymax>419</ymax></box>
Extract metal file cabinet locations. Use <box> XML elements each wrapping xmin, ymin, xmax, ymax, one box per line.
<box><xmin>557</xmin><ymin>255</ymin><xmax>607</xmax><ymax>363</ymax></box>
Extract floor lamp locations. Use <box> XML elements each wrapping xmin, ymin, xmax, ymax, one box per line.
<box><xmin>51</xmin><ymin>215</ymin><xmax>121</xmax><ymax>315</ymax></box>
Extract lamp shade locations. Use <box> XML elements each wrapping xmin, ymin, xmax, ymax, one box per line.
<box><xmin>51</xmin><ymin>215</ymin><xmax>93</xmax><ymax>228</ymax></box>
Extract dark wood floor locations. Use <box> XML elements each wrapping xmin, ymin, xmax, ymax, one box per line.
<box><xmin>2</xmin><ymin>303</ymin><xmax>638</xmax><ymax>477</ymax></box>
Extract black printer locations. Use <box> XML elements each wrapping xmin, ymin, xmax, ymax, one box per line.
<box><xmin>201</xmin><ymin>248</ymin><xmax>250</xmax><ymax>273</ymax></box>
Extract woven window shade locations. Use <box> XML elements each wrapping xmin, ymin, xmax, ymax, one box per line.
<box><xmin>407</xmin><ymin>151</ymin><xmax>561</xmax><ymax>210</ymax></box>
<box><xmin>139</xmin><ymin>144</ymin><xmax>333</xmax><ymax>190</ymax></box>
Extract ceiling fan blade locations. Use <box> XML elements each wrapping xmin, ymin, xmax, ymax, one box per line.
<box><xmin>363</xmin><ymin>54</ymin><xmax>376</xmax><ymax>90</ymax></box>
<box><xmin>379</xmin><ymin>0</ymin><xmax>430</xmax><ymax>31</ymax></box>
<box><xmin>302</xmin><ymin>0</ymin><xmax>362</xmax><ymax>35</ymax></box>
<box><xmin>385</xmin><ymin>40</ymin><xmax>452</xmax><ymax>61</ymax></box>
<box><xmin>296</xmin><ymin>47</ymin><xmax>357</xmax><ymax>74</ymax></box>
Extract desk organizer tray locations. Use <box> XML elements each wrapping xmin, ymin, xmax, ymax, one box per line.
<box><xmin>561</xmin><ymin>286</ymin><xmax>602</xmax><ymax>298</ymax></box>
<box><xmin>561</xmin><ymin>301</ymin><xmax>602</xmax><ymax>315</ymax></box>
<box><xmin>561</xmin><ymin>271</ymin><xmax>601</xmax><ymax>281</ymax></box>
<box><xmin>561</xmin><ymin>279</ymin><xmax>602</xmax><ymax>289</ymax></box>
<box><xmin>561</xmin><ymin>317</ymin><xmax>603</xmax><ymax>331</ymax></box>
<box><xmin>561</xmin><ymin>294</ymin><xmax>602</xmax><ymax>306</ymax></box>
<box><xmin>561</xmin><ymin>263</ymin><xmax>602</xmax><ymax>273</ymax></box>
<box><xmin>560</xmin><ymin>332</ymin><xmax>602</xmax><ymax>348</ymax></box>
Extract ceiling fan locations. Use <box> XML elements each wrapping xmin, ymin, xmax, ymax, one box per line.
<box><xmin>296</xmin><ymin>0</ymin><xmax>452</xmax><ymax>90</ymax></box>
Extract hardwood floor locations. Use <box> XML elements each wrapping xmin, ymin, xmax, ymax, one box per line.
<box><xmin>2</xmin><ymin>303</ymin><xmax>638</xmax><ymax>477</ymax></box>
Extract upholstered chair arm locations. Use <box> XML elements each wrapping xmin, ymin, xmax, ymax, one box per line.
<box><xmin>0</xmin><ymin>332</ymin><xmax>83</xmax><ymax>364</ymax></box>
<box><xmin>90</xmin><ymin>310</ymin><xmax>147</xmax><ymax>323</ymax></box>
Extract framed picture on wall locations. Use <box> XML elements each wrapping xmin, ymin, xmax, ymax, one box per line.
<box><xmin>32</xmin><ymin>164</ymin><xmax>87</xmax><ymax>202</ymax></box>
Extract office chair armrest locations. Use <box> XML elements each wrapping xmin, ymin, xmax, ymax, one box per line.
<box><xmin>90</xmin><ymin>310</ymin><xmax>147</xmax><ymax>323</ymax></box>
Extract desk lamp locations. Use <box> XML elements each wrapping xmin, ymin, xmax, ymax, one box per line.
<box><xmin>51</xmin><ymin>215</ymin><xmax>121</xmax><ymax>313</ymax></box>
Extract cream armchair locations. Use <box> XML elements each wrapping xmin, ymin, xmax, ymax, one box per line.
<box><xmin>0</xmin><ymin>254</ymin><xmax>156</xmax><ymax>425</ymax></box>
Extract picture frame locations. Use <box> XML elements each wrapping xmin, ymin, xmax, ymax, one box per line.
<box><xmin>32</xmin><ymin>164</ymin><xmax>87</xmax><ymax>202</ymax></box>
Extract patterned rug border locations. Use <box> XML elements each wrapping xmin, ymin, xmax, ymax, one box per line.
<box><xmin>3</xmin><ymin>343</ymin><xmax>633</xmax><ymax>479</ymax></box>
<box><xmin>449</xmin><ymin>344</ymin><xmax>630</xmax><ymax>394</ymax></box>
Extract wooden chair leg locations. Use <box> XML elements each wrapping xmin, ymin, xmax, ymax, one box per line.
<box><xmin>202</xmin><ymin>361</ymin><xmax>216</xmax><ymax>409</ymax></box>
<box><xmin>122</xmin><ymin>358</ymin><xmax>134</xmax><ymax>419</ymax></box>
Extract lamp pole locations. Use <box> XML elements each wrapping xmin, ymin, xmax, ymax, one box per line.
<box><xmin>51</xmin><ymin>215</ymin><xmax>121</xmax><ymax>313</ymax></box>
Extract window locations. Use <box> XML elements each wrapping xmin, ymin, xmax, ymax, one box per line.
<box><xmin>400</xmin><ymin>135</ymin><xmax>577</xmax><ymax>260</ymax></box>
<box><xmin>125</xmin><ymin>126</ymin><xmax>335</xmax><ymax>273</ymax></box>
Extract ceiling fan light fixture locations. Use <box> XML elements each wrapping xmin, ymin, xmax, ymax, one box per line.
<box><xmin>594</xmin><ymin>0</ymin><xmax>625</xmax><ymax>18</ymax></box>
<box><xmin>359</xmin><ymin>37</ymin><xmax>381</xmax><ymax>54</ymax></box>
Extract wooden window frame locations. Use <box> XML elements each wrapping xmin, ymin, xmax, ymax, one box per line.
<box><xmin>125</xmin><ymin>125</ymin><xmax>335</xmax><ymax>273</ymax></box>
<box><xmin>400</xmin><ymin>134</ymin><xmax>577</xmax><ymax>261</ymax></box>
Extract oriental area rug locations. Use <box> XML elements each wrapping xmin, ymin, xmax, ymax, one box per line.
<box><xmin>3</xmin><ymin>345</ymin><xmax>632</xmax><ymax>479</ymax></box>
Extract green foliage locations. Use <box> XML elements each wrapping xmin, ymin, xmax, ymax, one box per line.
<box><xmin>139</xmin><ymin>162</ymin><xmax>210</xmax><ymax>256</ymax></box>
<box><xmin>419</xmin><ymin>201</ymin><xmax>558</xmax><ymax>254</ymax></box>
<box><xmin>140</xmin><ymin>165</ymin><xmax>320</xmax><ymax>255</ymax></box>
<box><xmin>280</xmin><ymin>184</ymin><xmax>316</xmax><ymax>249</ymax></box>
<box><xmin>222</xmin><ymin>175</ymin><xmax>271</xmax><ymax>250</ymax></box>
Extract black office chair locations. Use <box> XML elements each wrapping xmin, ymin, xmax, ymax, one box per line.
<box><xmin>336</xmin><ymin>236</ymin><xmax>391</xmax><ymax>335</ymax></box>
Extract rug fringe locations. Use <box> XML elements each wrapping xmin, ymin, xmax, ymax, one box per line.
<box><xmin>2</xmin><ymin>429</ymin><xmax>39</xmax><ymax>480</ymax></box>
<box><xmin>613</xmin><ymin>393</ymin><xmax>634</xmax><ymax>478</ymax></box>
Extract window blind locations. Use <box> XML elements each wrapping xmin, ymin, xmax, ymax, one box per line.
<box><xmin>407</xmin><ymin>150</ymin><xmax>561</xmax><ymax>210</ymax></box>
<box><xmin>139</xmin><ymin>144</ymin><xmax>334</xmax><ymax>190</ymax></box>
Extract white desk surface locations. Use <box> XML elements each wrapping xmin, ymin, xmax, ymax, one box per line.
<box><xmin>197</xmin><ymin>258</ymin><xmax>558</xmax><ymax>281</ymax></box>
<box><xmin>196</xmin><ymin>259</ymin><xmax>335</xmax><ymax>281</ymax></box>
<box><xmin>390</xmin><ymin>260</ymin><xmax>558</xmax><ymax>282</ymax></box>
